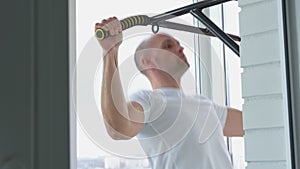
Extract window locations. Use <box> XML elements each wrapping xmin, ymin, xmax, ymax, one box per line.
<box><xmin>75</xmin><ymin>0</ymin><xmax>244</xmax><ymax>168</ymax></box>
<box><xmin>76</xmin><ymin>0</ymin><xmax>195</xmax><ymax>168</ymax></box>
<box><xmin>223</xmin><ymin>3</ymin><xmax>245</xmax><ymax>169</ymax></box>
<box><xmin>193</xmin><ymin>1</ymin><xmax>245</xmax><ymax>168</ymax></box>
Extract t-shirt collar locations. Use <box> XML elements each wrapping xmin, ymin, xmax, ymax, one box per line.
<box><xmin>153</xmin><ymin>87</ymin><xmax>184</xmax><ymax>97</ymax></box>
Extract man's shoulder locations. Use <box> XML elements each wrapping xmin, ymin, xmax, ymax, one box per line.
<box><xmin>190</xmin><ymin>94</ymin><xmax>211</xmax><ymax>101</ymax></box>
<box><xmin>128</xmin><ymin>89</ymin><xmax>153</xmax><ymax>102</ymax></box>
<box><xmin>130</xmin><ymin>89</ymin><xmax>152</xmax><ymax>97</ymax></box>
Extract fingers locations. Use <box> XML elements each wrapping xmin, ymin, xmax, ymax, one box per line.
<box><xmin>95</xmin><ymin>16</ymin><xmax>122</xmax><ymax>36</ymax></box>
<box><xmin>107</xmin><ymin>17</ymin><xmax>117</xmax><ymax>35</ymax></box>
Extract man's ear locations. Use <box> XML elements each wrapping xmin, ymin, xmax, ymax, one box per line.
<box><xmin>141</xmin><ymin>56</ymin><xmax>156</xmax><ymax>68</ymax></box>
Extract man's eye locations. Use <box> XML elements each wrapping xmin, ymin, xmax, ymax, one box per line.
<box><xmin>164</xmin><ymin>44</ymin><xmax>172</xmax><ymax>49</ymax></box>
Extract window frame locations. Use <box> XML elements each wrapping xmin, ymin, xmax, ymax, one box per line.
<box><xmin>192</xmin><ymin>1</ymin><xmax>244</xmax><ymax>168</ymax></box>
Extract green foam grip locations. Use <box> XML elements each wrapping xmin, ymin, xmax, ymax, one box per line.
<box><xmin>95</xmin><ymin>15</ymin><xmax>150</xmax><ymax>40</ymax></box>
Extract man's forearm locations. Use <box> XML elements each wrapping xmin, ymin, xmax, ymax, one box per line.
<box><xmin>101</xmin><ymin>49</ymin><xmax>130</xmax><ymax>133</ymax></box>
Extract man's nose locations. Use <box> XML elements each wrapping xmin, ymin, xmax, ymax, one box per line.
<box><xmin>177</xmin><ymin>45</ymin><xmax>184</xmax><ymax>54</ymax></box>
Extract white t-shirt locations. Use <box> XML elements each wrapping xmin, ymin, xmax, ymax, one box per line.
<box><xmin>129</xmin><ymin>88</ymin><xmax>232</xmax><ymax>169</ymax></box>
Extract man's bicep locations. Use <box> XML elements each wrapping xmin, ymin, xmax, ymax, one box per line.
<box><xmin>127</xmin><ymin>101</ymin><xmax>145</xmax><ymax>124</ymax></box>
<box><xmin>104</xmin><ymin>102</ymin><xmax>144</xmax><ymax>140</ymax></box>
<box><xmin>223</xmin><ymin>107</ymin><xmax>244</xmax><ymax>137</ymax></box>
<box><xmin>122</xmin><ymin>102</ymin><xmax>145</xmax><ymax>137</ymax></box>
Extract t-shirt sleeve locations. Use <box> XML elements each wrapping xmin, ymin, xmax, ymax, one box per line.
<box><xmin>213</xmin><ymin>103</ymin><xmax>228</xmax><ymax>129</ymax></box>
<box><xmin>128</xmin><ymin>90</ymin><xmax>151</xmax><ymax>123</ymax></box>
<box><xmin>195</xmin><ymin>95</ymin><xmax>228</xmax><ymax>129</ymax></box>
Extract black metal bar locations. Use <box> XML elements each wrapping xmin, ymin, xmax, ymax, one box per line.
<box><xmin>96</xmin><ymin>0</ymin><xmax>240</xmax><ymax>56</ymax></box>
<box><xmin>191</xmin><ymin>10</ymin><xmax>240</xmax><ymax>56</ymax></box>
<box><xmin>282</xmin><ymin>0</ymin><xmax>297</xmax><ymax>168</ymax></box>
<box><xmin>158</xmin><ymin>20</ymin><xmax>241</xmax><ymax>41</ymax></box>
<box><xmin>151</xmin><ymin>0</ymin><xmax>232</xmax><ymax>22</ymax></box>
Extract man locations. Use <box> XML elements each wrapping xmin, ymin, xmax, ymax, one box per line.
<box><xmin>96</xmin><ymin>17</ymin><xmax>244</xmax><ymax>169</ymax></box>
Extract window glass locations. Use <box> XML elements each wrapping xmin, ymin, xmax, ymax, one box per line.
<box><xmin>223</xmin><ymin>2</ymin><xmax>245</xmax><ymax>169</ymax></box>
<box><xmin>76</xmin><ymin>0</ymin><xmax>195</xmax><ymax>168</ymax></box>
<box><xmin>76</xmin><ymin>0</ymin><xmax>244</xmax><ymax>168</ymax></box>
<box><xmin>193</xmin><ymin>1</ymin><xmax>245</xmax><ymax>169</ymax></box>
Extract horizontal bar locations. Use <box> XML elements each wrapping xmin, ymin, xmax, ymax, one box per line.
<box><xmin>158</xmin><ymin>20</ymin><xmax>241</xmax><ymax>41</ymax></box>
<box><xmin>151</xmin><ymin>0</ymin><xmax>232</xmax><ymax>22</ymax></box>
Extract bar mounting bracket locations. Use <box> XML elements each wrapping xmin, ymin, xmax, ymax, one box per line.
<box><xmin>150</xmin><ymin>0</ymin><xmax>240</xmax><ymax>56</ymax></box>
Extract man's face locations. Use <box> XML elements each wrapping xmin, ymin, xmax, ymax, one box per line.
<box><xmin>146</xmin><ymin>34</ymin><xmax>190</xmax><ymax>77</ymax></box>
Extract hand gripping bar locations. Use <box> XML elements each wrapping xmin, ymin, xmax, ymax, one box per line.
<box><xmin>95</xmin><ymin>15</ymin><xmax>150</xmax><ymax>40</ymax></box>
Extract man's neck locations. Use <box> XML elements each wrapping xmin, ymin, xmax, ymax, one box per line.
<box><xmin>147</xmin><ymin>70</ymin><xmax>181</xmax><ymax>90</ymax></box>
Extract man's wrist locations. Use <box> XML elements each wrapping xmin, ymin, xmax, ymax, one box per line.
<box><xmin>103</xmin><ymin>47</ymin><xmax>119</xmax><ymax>67</ymax></box>
<box><xmin>102</xmin><ymin>46</ymin><xmax>119</xmax><ymax>56</ymax></box>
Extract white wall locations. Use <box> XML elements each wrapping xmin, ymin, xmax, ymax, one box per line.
<box><xmin>239</xmin><ymin>0</ymin><xmax>293</xmax><ymax>168</ymax></box>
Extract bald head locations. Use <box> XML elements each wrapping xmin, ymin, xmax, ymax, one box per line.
<box><xmin>134</xmin><ymin>33</ymin><xmax>174</xmax><ymax>74</ymax></box>
<box><xmin>134</xmin><ymin>37</ymin><xmax>150</xmax><ymax>73</ymax></box>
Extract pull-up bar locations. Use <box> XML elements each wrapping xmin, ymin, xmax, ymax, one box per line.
<box><xmin>95</xmin><ymin>0</ymin><xmax>240</xmax><ymax>56</ymax></box>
